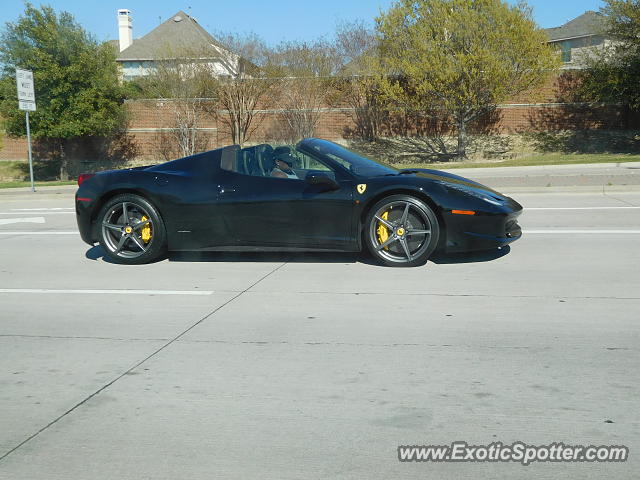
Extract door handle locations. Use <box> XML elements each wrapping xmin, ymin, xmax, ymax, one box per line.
<box><xmin>218</xmin><ymin>186</ymin><xmax>237</xmax><ymax>194</ymax></box>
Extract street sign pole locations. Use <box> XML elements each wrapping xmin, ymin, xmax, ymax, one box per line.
<box><xmin>15</xmin><ymin>68</ymin><xmax>37</xmax><ymax>192</ymax></box>
<box><xmin>25</xmin><ymin>111</ymin><xmax>35</xmax><ymax>192</ymax></box>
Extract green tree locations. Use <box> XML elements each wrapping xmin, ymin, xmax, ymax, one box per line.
<box><xmin>376</xmin><ymin>0</ymin><xmax>560</xmax><ymax>158</ymax></box>
<box><xmin>578</xmin><ymin>1</ymin><xmax>640</xmax><ymax>111</ymax></box>
<box><xmin>604</xmin><ymin>0</ymin><xmax>640</xmax><ymax>44</ymax></box>
<box><xmin>0</xmin><ymin>3</ymin><xmax>128</xmax><ymax>179</ymax></box>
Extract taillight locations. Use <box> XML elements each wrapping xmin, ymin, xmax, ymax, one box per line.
<box><xmin>77</xmin><ymin>173</ymin><xmax>95</xmax><ymax>186</ymax></box>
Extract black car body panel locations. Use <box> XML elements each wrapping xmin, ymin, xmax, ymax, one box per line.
<box><xmin>76</xmin><ymin>138</ymin><xmax>523</xmax><ymax>254</ymax></box>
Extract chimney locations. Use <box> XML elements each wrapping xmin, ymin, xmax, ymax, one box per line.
<box><xmin>117</xmin><ymin>9</ymin><xmax>133</xmax><ymax>52</ymax></box>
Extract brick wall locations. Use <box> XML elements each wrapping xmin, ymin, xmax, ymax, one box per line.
<box><xmin>0</xmin><ymin>136</ymin><xmax>29</xmax><ymax>161</ymax></box>
<box><xmin>1</xmin><ymin>73</ymin><xmax>637</xmax><ymax>161</ymax></box>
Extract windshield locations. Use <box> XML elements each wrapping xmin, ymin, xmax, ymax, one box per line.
<box><xmin>301</xmin><ymin>140</ymin><xmax>398</xmax><ymax>177</ymax></box>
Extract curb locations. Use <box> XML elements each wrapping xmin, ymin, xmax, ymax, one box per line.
<box><xmin>499</xmin><ymin>184</ymin><xmax>640</xmax><ymax>194</ymax></box>
<box><xmin>0</xmin><ymin>185</ymin><xmax>76</xmax><ymax>195</ymax></box>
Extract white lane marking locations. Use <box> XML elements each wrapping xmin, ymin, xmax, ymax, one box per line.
<box><xmin>10</xmin><ymin>208</ymin><xmax>74</xmax><ymax>211</ymax></box>
<box><xmin>0</xmin><ymin>212</ymin><xmax>73</xmax><ymax>215</ymax></box>
<box><xmin>0</xmin><ymin>289</ymin><xmax>213</xmax><ymax>295</ymax></box>
<box><xmin>0</xmin><ymin>217</ymin><xmax>45</xmax><ymax>226</ymax></box>
<box><xmin>0</xmin><ymin>231</ymin><xmax>77</xmax><ymax>235</ymax></box>
<box><xmin>524</xmin><ymin>230</ymin><xmax>640</xmax><ymax>234</ymax></box>
<box><xmin>526</xmin><ymin>207</ymin><xmax>640</xmax><ymax>211</ymax></box>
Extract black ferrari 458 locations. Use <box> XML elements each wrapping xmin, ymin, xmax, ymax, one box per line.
<box><xmin>76</xmin><ymin>138</ymin><xmax>523</xmax><ymax>267</ymax></box>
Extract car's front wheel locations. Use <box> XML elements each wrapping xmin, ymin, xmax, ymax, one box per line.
<box><xmin>364</xmin><ymin>195</ymin><xmax>440</xmax><ymax>267</ymax></box>
<box><xmin>97</xmin><ymin>193</ymin><xmax>167</xmax><ymax>264</ymax></box>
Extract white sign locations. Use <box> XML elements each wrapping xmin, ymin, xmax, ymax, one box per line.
<box><xmin>16</xmin><ymin>68</ymin><xmax>36</xmax><ymax>111</ymax></box>
<box><xmin>18</xmin><ymin>99</ymin><xmax>36</xmax><ymax>111</ymax></box>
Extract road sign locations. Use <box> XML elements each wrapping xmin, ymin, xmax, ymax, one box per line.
<box><xmin>18</xmin><ymin>99</ymin><xmax>36</xmax><ymax>111</ymax></box>
<box><xmin>16</xmin><ymin>68</ymin><xmax>36</xmax><ymax>191</ymax></box>
<box><xmin>16</xmin><ymin>68</ymin><xmax>36</xmax><ymax>111</ymax></box>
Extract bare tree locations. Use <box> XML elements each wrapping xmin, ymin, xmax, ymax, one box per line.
<box><xmin>276</xmin><ymin>77</ymin><xmax>325</xmax><ymax>142</ymax></box>
<box><xmin>337</xmin><ymin>75</ymin><xmax>386</xmax><ymax>141</ymax></box>
<box><xmin>214</xmin><ymin>76</ymin><xmax>274</xmax><ymax>146</ymax></box>
<box><xmin>264</xmin><ymin>40</ymin><xmax>341</xmax><ymax>142</ymax></box>
<box><xmin>333</xmin><ymin>21</ymin><xmax>387</xmax><ymax>142</ymax></box>
<box><xmin>134</xmin><ymin>47</ymin><xmax>216</xmax><ymax>158</ymax></box>
<box><xmin>207</xmin><ymin>33</ymin><xmax>275</xmax><ymax>146</ymax></box>
<box><xmin>335</xmin><ymin>20</ymin><xmax>378</xmax><ymax>70</ymax></box>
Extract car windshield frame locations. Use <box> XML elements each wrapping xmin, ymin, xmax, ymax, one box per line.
<box><xmin>298</xmin><ymin>140</ymin><xmax>398</xmax><ymax>177</ymax></box>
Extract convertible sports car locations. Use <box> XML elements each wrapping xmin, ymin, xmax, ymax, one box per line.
<box><xmin>76</xmin><ymin>138</ymin><xmax>522</xmax><ymax>267</ymax></box>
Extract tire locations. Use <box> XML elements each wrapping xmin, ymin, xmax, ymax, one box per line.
<box><xmin>97</xmin><ymin>193</ymin><xmax>167</xmax><ymax>264</ymax></box>
<box><xmin>364</xmin><ymin>194</ymin><xmax>440</xmax><ymax>267</ymax></box>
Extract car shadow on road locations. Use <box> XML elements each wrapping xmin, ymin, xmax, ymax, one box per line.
<box><xmin>430</xmin><ymin>246</ymin><xmax>511</xmax><ymax>264</ymax></box>
<box><xmin>170</xmin><ymin>251</ymin><xmax>365</xmax><ymax>264</ymax></box>
<box><xmin>85</xmin><ymin>245</ymin><xmax>510</xmax><ymax>266</ymax></box>
<box><xmin>85</xmin><ymin>246</ymin><xmax>122</xmax><ymax>264</ymax></box>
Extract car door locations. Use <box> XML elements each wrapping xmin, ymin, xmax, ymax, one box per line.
<box><xmin>216</xmin><ymin>150</ymin><xmax>355</xmax><ymax>250</ymax></box>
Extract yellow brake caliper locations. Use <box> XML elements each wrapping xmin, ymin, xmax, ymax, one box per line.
<box><xmin>140</xmin><ymin>216</ymin><xmax>152</xmax><ymax>243</ymax></box>
<box><xmin>376</xmin><ymin>211</ymin><xmax>390</xmax><ymax>249</ymax></box>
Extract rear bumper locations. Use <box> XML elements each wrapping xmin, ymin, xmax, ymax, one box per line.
<box><xmin>75</xmin><ymin>191</ymin><xmax>97</xmax><ymax>246</ymax></box>
<box><xmin>76</xmin><ymin>212</ymin><xmax>94</xmax><ymax>245</ymax></box>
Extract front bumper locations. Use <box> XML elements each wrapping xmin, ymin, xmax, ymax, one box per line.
<box><xmin>444</xmin><ymin>199</ymin><xmax>523</xmax><ymax>252</ymax></box>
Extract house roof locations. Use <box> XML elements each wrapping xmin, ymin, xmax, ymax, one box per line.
<box><xmin>116</xmin><ymin>11</ymin><xmax>231</xmax><ymax>61</ymax></box>
<box><xmin>545</xmin><ymin>11</ymin><xmax>606</xmax><ymax>42</ymax></box>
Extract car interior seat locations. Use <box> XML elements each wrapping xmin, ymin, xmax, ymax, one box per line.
<box><xmin>247</xmin><ymin>147</ymin><xmax>263</xmax><ymax>176</ymax></box>
<box><xmin>256</xmin><ymin>145</ymin><xmax>274</xmax><ymax>176</ymax></box>
<box><xmin>220</xmin><ymin>145</ymin><xmax>240</xmax><ymax>172</ymax></box>
<box><xmin>240</xmin><ymin>149</ymin><xmax>253</xmax><ymax>175</ymax></box>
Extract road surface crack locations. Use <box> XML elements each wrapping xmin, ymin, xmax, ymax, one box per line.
<box><xmin>0</xmin><ymin>261</ymin><xmax>288</xmax><ymax>462</ymax></box>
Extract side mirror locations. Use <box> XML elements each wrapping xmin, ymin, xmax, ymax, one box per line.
<box><xmin>305</xmin><ymin>173</ymin><xmax>340</xmax><ymax>191</ymax></box>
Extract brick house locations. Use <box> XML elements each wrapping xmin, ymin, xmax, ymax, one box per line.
<box><xmin>114</xmin><ymin>9</ymin><xmax>243</xmax><ymax>81</ymax></box>
<box><xmin>545</xmin><ymin>11</ymin><xmax>610</xmax><ymax>68</ymax></box>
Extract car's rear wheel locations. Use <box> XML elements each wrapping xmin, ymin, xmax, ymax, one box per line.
<box><xmin>97</xmin><ymin>194</ymin><xmax>167</xmax><ymax>264</ymax></box>
<box><xmin>364</xmin><ymin>195</ymin><xmax>440</xmax><ymax>267</ymax></box>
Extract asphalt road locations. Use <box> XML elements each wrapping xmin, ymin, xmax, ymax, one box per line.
<box><xmin>0</xmin><ymin>185</ymin><xmax>638</xmax><ymax>479</ymax></box>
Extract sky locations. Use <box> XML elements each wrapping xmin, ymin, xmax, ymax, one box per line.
<box><xmin>0</xmin><ymin>0</ymin><xmax>606</xmax><ymax>46</ymax></box>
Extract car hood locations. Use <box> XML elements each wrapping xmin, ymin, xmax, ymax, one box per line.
<box><xmin>398</xmin><ymin>168</ymin><xmax>503</xmax><ymax>196</ymax></box>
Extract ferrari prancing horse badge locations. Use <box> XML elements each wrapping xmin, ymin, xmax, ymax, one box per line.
<box><xmin>357</xmin><ymin>184</ymin><xmax>367</xmax><ymax>194</ymax></box>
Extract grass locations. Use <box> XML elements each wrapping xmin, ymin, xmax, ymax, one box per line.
<box><xmin>0</xmin><ymin>160</ymin><xmax>75</xmax><ymax>189</ymax></box>
<box><xmin>0</xmin><ymin>160</ymin><xmax>26</xmax><ymax>181</ymax></box>
<box><xmin>395</xmin><ymin>153</ymin><xmax>640</xmax><ymax>170</ymax></box>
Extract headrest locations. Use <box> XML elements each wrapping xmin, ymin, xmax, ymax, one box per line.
<box><xmin>220</xmin><ymin>145</ymin><xmax>239</xmax><ymax>171</ymax></box>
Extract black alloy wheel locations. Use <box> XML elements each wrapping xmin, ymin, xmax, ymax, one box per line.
<box><xmin>365</xmin><ymin>194</ymin><xmax>440</xmax><ymax>267</ymax></box>
<box><xmin>97</xmin><ymin>193</ymin><xmax>167</xmax><ymax>264</ymax></box>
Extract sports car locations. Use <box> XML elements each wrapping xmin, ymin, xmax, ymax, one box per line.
<box><xmin>75</xmin><ymin>138</ymin><xmax>522</xmax><ymax>267</ymax></box>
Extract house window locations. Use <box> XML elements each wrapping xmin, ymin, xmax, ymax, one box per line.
<box><xmin>560</xmin><ymin>42</ymin><xmax>572</xmax><ymax>63</ymax></box>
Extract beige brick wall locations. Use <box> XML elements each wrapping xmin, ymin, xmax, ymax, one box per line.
<box><xmin>1</xmin><ymin>73</ymin><xmax>637</xmax><ymax>161</ymax></box>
